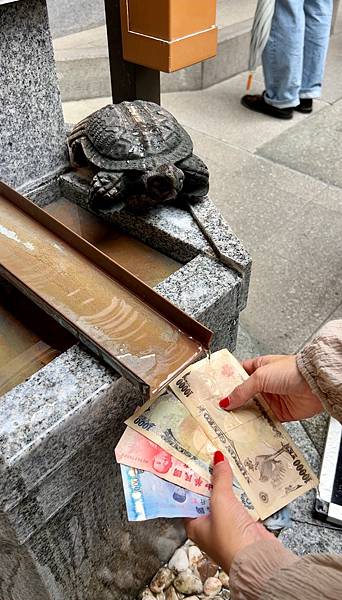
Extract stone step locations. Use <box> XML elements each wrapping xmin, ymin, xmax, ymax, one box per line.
<box><xmin>54</xmin><ymin>19</ymin><xmax>253</xmax><ymax>101</ymax></box>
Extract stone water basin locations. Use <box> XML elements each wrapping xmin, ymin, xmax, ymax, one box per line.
<box><xmin>0</xmin><ymin>196</ymin><xmax>181</xmax><ymax>398</ymax></box>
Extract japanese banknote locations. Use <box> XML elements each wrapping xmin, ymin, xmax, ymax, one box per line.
<box><xmin>125</xmin><ymin>389</ymin><xmax>214</xmax><ymax>481</ymax></box>
<box><xmin>170</xmin><ymin>349</ymin><xmax>318</xmax><ymax>520</ymax></box>
<box><xmin>120</xmin><ymin>465</ymin><xmax>210</xmax><ymax>521</ymax></box>
<box><xmin>124</xmin><ymin>390</ymin><xmax>258</xmax><ymax>519</ymax></box>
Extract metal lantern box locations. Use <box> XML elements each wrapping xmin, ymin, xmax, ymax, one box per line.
<box><xmin>120</xmin><ymin>0</ymin><xmax>218</xmax><ymax>72</ymax></box>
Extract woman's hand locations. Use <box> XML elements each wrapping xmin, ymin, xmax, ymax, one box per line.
<box><xmin>185</xmin><ymin>452</ymin><xmax>274</xmax><ymax>573</ymax></box>
<box><xmin>220</xmin><ymin>355</ymin><xmax>323</xmax><ymax>422</ymax></box>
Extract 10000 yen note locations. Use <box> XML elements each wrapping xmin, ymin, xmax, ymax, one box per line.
<box><xmin>125</xmin><ymin>390</ymin><xmax>258</xmax><ymax>520</ymax></box>
<box><xmin>170</xmin><ymin>349</ymin><xmax>318</xmax><ymax>520</ymax></box>
<box><xmin>115</xmin><ymin>426</ymin><xmax>213</xmax><ymax>497</ymax></box>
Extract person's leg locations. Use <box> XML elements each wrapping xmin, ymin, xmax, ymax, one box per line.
<box><xmin>262</xmin><ymin>0</ymin><xmax>305</xmax><ymax>108</ymax></box>
<box><xmin>300</xmin><ymin>0</ymin><xmax>333</xmax><ymax>100</ymax></box>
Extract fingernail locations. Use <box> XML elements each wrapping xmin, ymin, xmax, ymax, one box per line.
<box><xmin>219</xmin><ymin>396</ymin><xmax>231</xmax><ymax>409</ymax></box>
<box><xmin>214</xmin><ymin>451</ymin><xmax>225</xmax><ymax>465</ymax></box>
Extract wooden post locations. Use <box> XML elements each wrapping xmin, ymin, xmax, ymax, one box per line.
<box><xmin>104</xmin><ymin>0</ymin><xmax>161</xmax><ymax>104</ymax></box>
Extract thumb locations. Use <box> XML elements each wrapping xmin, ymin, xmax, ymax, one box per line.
<box><xmin>220</xmin><ymin>369</ymin><xmax>266</xmax><ymax>410</ymax></box>
<box><xmin>211</xmin><ymin>452</ymin><xmax>234</xmax><ymax>497</ymax></box>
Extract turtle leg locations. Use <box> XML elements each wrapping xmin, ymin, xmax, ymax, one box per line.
<box><xmin>142</xmin><ymin>164</ymin><xmax>184</xmax><ymax>204</ymax></box>
<box><xmin>177</xmin><ymin>154</ymin><xmax>209</xmax><ymax>199</ymax></box>
<box><xmin>89</xmin><ymin>171</ymin><xmax>126</xmax><ymax>211</ymax></box>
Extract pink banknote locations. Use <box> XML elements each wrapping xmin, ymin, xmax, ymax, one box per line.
<box><xmin>115</xmin><ymin>426</ymin><xmax>212</xmax><ymax>497</ymax></box>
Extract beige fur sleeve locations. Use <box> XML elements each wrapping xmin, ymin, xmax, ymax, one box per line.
<box><xmin>229</xmin><ymin>539</ymin><xmax>342</xmax><ymax>600</ymax></box>
<box><xmin>296</xmin><ymin>319</ymin><xmax>342</xmax><ymax>422</ymax></box>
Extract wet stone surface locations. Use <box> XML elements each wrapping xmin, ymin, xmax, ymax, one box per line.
<box><xmin>138</xmin><ymin>541</ymin><xmax>230</xmax><ymax>600</ymax></box>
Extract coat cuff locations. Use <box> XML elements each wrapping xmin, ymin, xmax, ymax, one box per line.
<box><xmin>229</xmin><ymin>539</ymin><xmax>296</xmax><ymax>600</ymax></box>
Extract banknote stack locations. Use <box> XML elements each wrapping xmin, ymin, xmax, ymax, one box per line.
<box><xmin>115</xmin><ymin>349</ymin><xmax>318</xmax><ymax>523</ymax></box>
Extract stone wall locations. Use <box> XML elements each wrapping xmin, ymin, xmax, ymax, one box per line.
<box><xmin>0</xmin><ymin>0</ymin><xmax>68</xmax><ymax>191</ymax></box>
<box><xmin>46</xmin><ymin>0</ymin><xmax>105</xmax><ymax>38</ymax></box>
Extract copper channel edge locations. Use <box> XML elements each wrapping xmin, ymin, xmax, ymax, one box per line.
<box><xmin>0</xmin><ymin>181</ymin><xmax>212</xmax><ymax>399</ymax></box>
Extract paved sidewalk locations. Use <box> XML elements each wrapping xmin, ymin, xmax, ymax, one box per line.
<box><xmin>63</xmin><ymin>22</ymin><xmax>342</xmax><ymax>458</ymax></box>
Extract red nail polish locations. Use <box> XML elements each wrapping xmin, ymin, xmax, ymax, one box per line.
<box><xmin>214</xmin><ymin>451</ymin><xmax>225</xmax><ymax>465</ymax></box>
<box><xmin>219</xmin><ymin>396</ymin><xmax>231</xmax><ymax>409</ymax></box>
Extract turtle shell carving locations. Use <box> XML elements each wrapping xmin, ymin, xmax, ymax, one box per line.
<box><xmin>68</xmin><ymin>101</ymin><xmax>209</xmax><ymax>212</ymax></box>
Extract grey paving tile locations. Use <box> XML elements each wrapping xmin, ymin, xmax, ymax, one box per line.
<box><xmin>258</xmin><ymin>100</ymin><xmax>342</xmax><ymax>187</ymax></box>
<box><xmin>240</xmin><ymin>201</ymin><xmax>342</xmax><ymax>354</ymax></box>
<box><xmin>162</xmin><ymin>74</ymin><xmax>318</xmax><ymax>152</ymax></box>
<box><xmin>188</xmin><ymin>127</ymin><xmax>326</xmax><ymax>199</ymax></box>
<box><xmin>321</xmin><ymin>32</ymin><xmax>342</xmax><ymax>103</ymax></box>
<box><xmin>234</xmin><ymin>324</ymin><xmax>268</xmax><ymax>362</ymax></box>
<box><xmin>185</xmin><ymin>129</ymin><xmax>325</xmax><ymax>254</ymax></box>
<box><xmin>325</xmin><ymin>303</ymin><xmax>342</xmax><ymax>321</ymax></box>
<box><xmin>312</xmin><ymin>184</ymin><xmax>342</xmax><ymax>213</ymax></box>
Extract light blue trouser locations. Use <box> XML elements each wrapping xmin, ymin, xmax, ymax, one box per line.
<box><xmin>262</xmin><ymin>0</ymin><xmax>333</xmax><ymax>108</ymax></box>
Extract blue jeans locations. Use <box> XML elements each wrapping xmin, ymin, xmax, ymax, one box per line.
<box><xmin>263</xmin><ymin>0</ymin><xmax>333</xmax><ymax>108</ymax></box>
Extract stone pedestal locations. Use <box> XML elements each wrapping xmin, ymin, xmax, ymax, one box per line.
<box><xmin>0</xmin><ymin>0</ymin><xmax>68</xmax><ymax>191</ymax></box>
<box><xmin>0</xmin><ymin>179</ymin><xmax>251</xmax><ymax>599</ymax></box>
<box><xmin>0</xmin><ymin>2</ymin><xmax>251</xmax><ymax>598</ymax></box>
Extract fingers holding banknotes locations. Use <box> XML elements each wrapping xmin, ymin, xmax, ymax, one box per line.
<box><xmin>219</xmin><ymin>355</ymin><xmax>323</xmax><ymax>422</ymax></box>
<box><xmin>185</xmin><ymin>452</ymin><xmax>273</xmax><ymax>573</ymax></box>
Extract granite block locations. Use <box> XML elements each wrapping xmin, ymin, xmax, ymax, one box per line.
<box><xmin>0</xmin><ymin>0</ymin><xmax>68</xmax><ymax>191</ymax></box>
<box><xmin>156</xmin><ymin>256</ymin><xmax>241</xmax><ymax>352</ymax></box>
<box><xmin>187</xmin><ymin>197</ymin><xmax>251</xmax><ymax>274</ymax></box>
<box><xmin>24</xmin><ymin>468</ymin><xmax>185</xmax><ymax>600</ymax></box>
<box><xmin>301</xmin><ymin>412</ymin><xmax>330</xmax><ymax>458</ymax></box>
<box><xmin>187</xmin><ymin>197</ymin><xmax>251</xmax><ymax>309</ymax></box>
<box><xmin>0</xmin><ymin>233</ymin><xmax>242</xmax><ymax>598</ymax></box>
<box><xmin>279</xmin><ymin>521</ymin><xmax>342</xmax><ymax>555</ymax></box>
<box><xmin>155</xmin><ymin>254</ymin><xmax>241</xmax><ymax>322</ymax></box>
<box><xmin>27</xmin><ymin>177</ymin><xmax>64</xmax><ymax>207</ymax></box>
<box><xmin>0</xmin><ymin>345</ymin><xmax>115</xmax><ymax>469</ymax></box>
<box><xmin>0</xmin><ymin>151</ymin><xmax>248</xmax><ymax>597</ymax></box>
<box><xmin>59</xmin><ymin>172</ymin><xmax>215</xmax><ymax>264</ymax></box>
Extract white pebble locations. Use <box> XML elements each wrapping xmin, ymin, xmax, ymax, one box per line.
<box><xmin>219</xmin><ymin>571</ymin><xmax>230</xmax><ymax>588</ymax></box>
<box><xmin>139</xmin><ymin>589</ymin><xmax>155</xmax><ymax>600</ymax></box>
<box><xmin>188</xmin><ymin>545</ymin><xmax>203</xmax><ymax>566</ymax></box>
<box><xmin>203</xmin><ymin>577</ymin><xmax>222</xmax><ymax>596</ymax></box>
<box><xmin>150</xmin><ymin>567</ymin><xmax>174</xmax><ymax>593</ymax></box>
<box><xmin>164</xmin><ymin>587</ymin><xmax>179</xmax><ymax>600</ymax></box>
<box><xmin>168</xmin><ymin>548</ymin><xmax>189</xmax><ymax>573</ymax></box>
<box><xmin>173</xmin><ymin>569</ymin><xmax>203</xmax><ymax>595</ymax></box>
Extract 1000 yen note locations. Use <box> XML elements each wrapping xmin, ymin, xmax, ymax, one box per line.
<box><xmin>125</xmin><ymin>389</ymin><xmax>259</xmax><ymax>520</ymax></box>
<box><xmin>115</xmin><ymin>426</ymin><xmax>213</xmax><ymax>497</ymax></box>
<box><xmin>125</xmin><ymin>389</ymin><xmax>214</xmax><ymax>481</ymax></box>
<box><xmin>170</xmin><ymin>349</ymin><xmax>318</xmax><ymax>520</ymax></box>
<box><xmin>120</xmin><ymin>465</ymin><xmax>210</xmax><ymax>521</ymax></box>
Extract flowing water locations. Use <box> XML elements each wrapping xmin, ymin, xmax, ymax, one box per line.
<box><xmin>0</xmin><ymin>194</ymin><xmax>200</xmax><ymax>397</ymax></box>
<box><xmin>0</xmin><ymin>282</ymin><xmax>74</xmax><ymax>397</ymax></box>
<box><xmin>44</xmin><ymin>199</ymin><xmax>181</xmax><ymax>287</ymax></box>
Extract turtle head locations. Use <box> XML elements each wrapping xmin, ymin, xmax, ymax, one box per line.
<box><xmin>142</xmin><ymin>164</ymin><xmax>184</xmax><ymax>204</ymax></box>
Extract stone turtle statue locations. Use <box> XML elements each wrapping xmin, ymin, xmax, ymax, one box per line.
<box><xmin>68</xmin><ymin>100</ymin><xmax>209</xmax><ymax>212</ymax></box>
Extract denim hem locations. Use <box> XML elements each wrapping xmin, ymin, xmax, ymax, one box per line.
<box><xmin>299</xmin><ymin>91</ymin><xmax>321</xmax><ymax>99</ymax></box>
<box><xmin>264</xmin><ymin>94</ymin><xmax>299</xmax><ymax>109</ymax></box>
